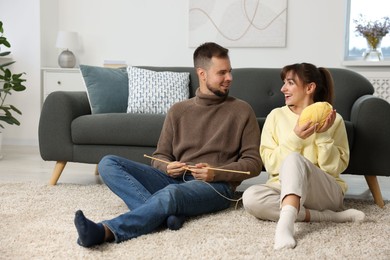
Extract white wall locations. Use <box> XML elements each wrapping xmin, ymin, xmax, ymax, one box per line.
<box><xmin>55</xmin><ymin>0</ymin><xmax>347</xmax><ymax>68</ymax></box>
<box><xmin>0</xmin><ymin>0</ymin><xmax>41</xmax><ymax>146</ymax></box>
<box><xmin>1</xmin><ymin>0</ymin><xmax>349</xmax><ymax>146</ymax></box>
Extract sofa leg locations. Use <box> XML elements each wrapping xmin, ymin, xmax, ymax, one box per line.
<box><xmin>49</xmin><ymin>161</ymin><xmax>67</xmax><ymax>185</ymax></box>
<box><xmin>364</xmin><ymin>175</ymin><xmax>385</xmax><ymax>208</ymax></box>
<box><xmin>95</xmin><ymin>164</ymin><xmax>99</xmax><ymax>175</ymax></box>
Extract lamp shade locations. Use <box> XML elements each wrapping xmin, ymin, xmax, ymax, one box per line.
<box><xmin>55</xmin><ymin>31</ymin><xmax>79</xmax><ymax>50</ymax></box>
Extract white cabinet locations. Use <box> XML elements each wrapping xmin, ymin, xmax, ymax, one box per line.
<box><xmin>41</xmin><ymin>68</ymin><xmax>85</xmax><ymax>106</ymax></box>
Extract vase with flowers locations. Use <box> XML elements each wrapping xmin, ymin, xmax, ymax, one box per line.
<box><xmin>354</xmin><ymin>14</ymin><xmax>390</xmax><ymax>61</ymax></box>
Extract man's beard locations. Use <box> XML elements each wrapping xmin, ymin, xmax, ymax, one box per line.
<box><xmin>206</xmin><ymin>84</ymin><xmax>229</xmax><ymax>97</ymax></box>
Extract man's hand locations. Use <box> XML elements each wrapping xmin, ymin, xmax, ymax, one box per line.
<box><xmin>189</xmin><ymin>163</ymin><xmax>215</xmax><ymax>182</ymax></box>
<box><xmin>166</xmin><ymin>161</ymin><xmax>188</xmax><ymax>178</ymax></box>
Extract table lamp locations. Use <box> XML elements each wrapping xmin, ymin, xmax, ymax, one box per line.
<box><xmin>56</xmin><ymin>31</ymin><xmax>79</xmax><ymax>68</ymax></box>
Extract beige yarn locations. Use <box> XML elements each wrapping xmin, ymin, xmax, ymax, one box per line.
<box><xmin>299</xmin><ymin>102</ymin><xmax>333</xmax><ymax>128</ymax></box>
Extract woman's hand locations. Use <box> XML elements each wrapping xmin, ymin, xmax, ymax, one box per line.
<box><xmin>295</xmin><ymin>109</ymin><xmax>336</xmax><ymax>138</ymax></box>
<box><xmin>294</xmin><ymin>121</ymin><xmax>317</xmax><ymax>139</ymax></box>
<box><xmin>166</xmin><ymin>161</ymin><xmax>187</xmax><ymax>178</ymax></box>
<box><xmin>316</xmin><ymin>109</ymin><xmax>336</xmax><ymax>133</ymax></box>
<box><xmin>189</xmin><ymin>163</ymin><xmax>215</xmax><ymax>182</ymax></box>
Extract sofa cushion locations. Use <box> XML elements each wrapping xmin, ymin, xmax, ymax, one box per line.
<box><xmin>138</xmin><ymin>66</ymin><xmax>198</xmax><ymax>97</ymax></box>
<box><xmin>126</xmin><ymin>66</ymin><xmax>190</xmax><ymax>114</ymax></box>
<box><xmin>71</xmin><ymin>113</ymin><xmax>166</xmax><ymax>146</ymax></box>
<box><xmin>80</xmin><ymin>65</ymin><xmax>128</xmax><ymax>114</ymax></box>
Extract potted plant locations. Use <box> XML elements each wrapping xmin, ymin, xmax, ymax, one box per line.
<box><xmin>0</xmin><ymin>21</ymin><xmax>27</xmax><ymax>157</ymax></box>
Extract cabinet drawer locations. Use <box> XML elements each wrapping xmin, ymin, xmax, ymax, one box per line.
<box><xmin>42</xmin><ymin>68</ymin><xmax>85</xmax><ymax>104</ymax></box>
<box><xmin>44</xmin><ymin>71</ymin><xmax>84</xmax><ymax>94</ymax></box>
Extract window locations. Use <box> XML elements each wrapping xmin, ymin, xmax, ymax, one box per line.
<box><xmin>345</xmin><ymin>0</ymin><xmax>390</xmax><ymax>60</ymax></box>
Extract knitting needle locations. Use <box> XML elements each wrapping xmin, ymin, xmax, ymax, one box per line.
<box><xmin>143</xmin><ymin>154</ymin><xmax>250</xmax><ymax>175</ymax></box>
<box><xmin>185</xmin><ymin>165</ymin><xmax>250</xmax><ymax>174</ymax></box>
<box><xmin>143</xmin><ymin>154</ymin><xmax>171</xmax><ymax>164</ymax></box>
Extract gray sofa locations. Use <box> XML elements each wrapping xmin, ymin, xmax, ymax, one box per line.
<box><xmin>39</xmin><ymin>66</ymin><xmax>390</xmax><ymax>207</ymax></box>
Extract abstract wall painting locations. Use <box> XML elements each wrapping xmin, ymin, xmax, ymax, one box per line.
<box><xmin>189</xmin><ymin>0</ymin><xmax>288</xmax><ymax>47</ymax></box>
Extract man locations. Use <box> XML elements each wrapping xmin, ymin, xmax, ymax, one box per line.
<box><xmin>74</xmin><ymin>42</ymin><xmax>262</xmax><ymax>247</ymax></box>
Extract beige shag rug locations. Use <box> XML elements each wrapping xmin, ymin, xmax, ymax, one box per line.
<box><xmin>1</xmin><ymin>182</ymin><xmax>389</xmax><ymax>260</ymax></box>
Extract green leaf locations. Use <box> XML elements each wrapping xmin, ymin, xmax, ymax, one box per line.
<box><xmin>1</xmin><ymin>107</ymin><xmax>11</xmax><ymax>114</ymax></box>
<box><xmin>10</xmin><ymin>117</ymin><xmax>20</xmax><ymax>125</ymax></box>
<box><xmin>0</xmin><ymin>115</ymin><xmax>20</xmax><ymax>125</ymax></box>
<box><xmin>4</xmin><ymin>68</ymin><xmax>11</xmax><ymax>79</ymax></box>
<box><xmin>0</xmin><ymin>37</ymin><xmax>11</xmax><ymax>48</ymax></box>
<box><xmin>13</xmin><ymin>73</ymin><xmax>23</xmax><ymax>79</ymax></box>
<box><xmin>0</xmin><ymin>61</ymin><xmax>15</xmax><ymax>68</ymax></box>
<box><xmin>0</xmin><ymin>51</ymin><xmax>11</xmax><ymax>57</ymax></box>
<box><xmin>3</xmin><ymin>82</ymin><xmax>11</xmax><ymax>91</ymax></box>
<box><xmin>12</xmin><ymin>83</ymin><xmax>26</xmax><ymax>92</ymax></box>
<box><xmin>10</xmin><ymin>105</ymin><xmax>22</xmax><ymax>115</ymax></box>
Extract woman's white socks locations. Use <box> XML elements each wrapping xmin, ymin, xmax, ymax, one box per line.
<box><xmin>274</xmin><ymin>205</ymin><xmax>297</xmax><ymax>250</ymax></box>
<box><xmin>274</xmin><ymin>206</ymin><xmax>365</xmax><ymax>250</ymax></box>
<box><xmin>309</xmin><ymin>209</ymin><xmax>365</xmax><ymax>223</ymax></box>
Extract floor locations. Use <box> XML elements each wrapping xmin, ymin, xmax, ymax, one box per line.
<box><xmin>0</xmin><ymin>145</ymin><xmax>389</xmax><ymax>201</ymax></box>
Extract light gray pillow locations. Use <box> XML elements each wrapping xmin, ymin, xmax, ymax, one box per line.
<box><xmin>80</xmin><ymin>65</ymin><xmax>128</xmax><ymax>114</ymax></box>
<box><xmin>126</xmin><ymin>66</ymin><xmax>190</xmax><ymax>114</ymax></box>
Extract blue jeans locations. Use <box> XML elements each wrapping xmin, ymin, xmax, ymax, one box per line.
<box><xmin>98</xmin><ymin>155</ymin><xmax>233</xmax><ymax>243</ymax></box>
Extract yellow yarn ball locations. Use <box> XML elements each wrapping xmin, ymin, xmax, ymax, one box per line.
<box><xmin>298</xmin><ymin>102</ymin><xmax>333</xmax><ymax>128</ymax></box>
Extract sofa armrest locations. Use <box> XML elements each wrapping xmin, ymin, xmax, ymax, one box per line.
<box><xmin>349</xmin><ymin>95</ymin><xmax>390</xmax><ymax>176</ymax></box>
<box><xmin>39</xmin><ymin>91</ymin><xmax>91</xmax><ymax>161</ymax></box>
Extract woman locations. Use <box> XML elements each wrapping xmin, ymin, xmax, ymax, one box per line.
<box><xmin>242</xmin><ymin>63</ymin><xmax>365</xmax><ymax>250</ymax></box>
